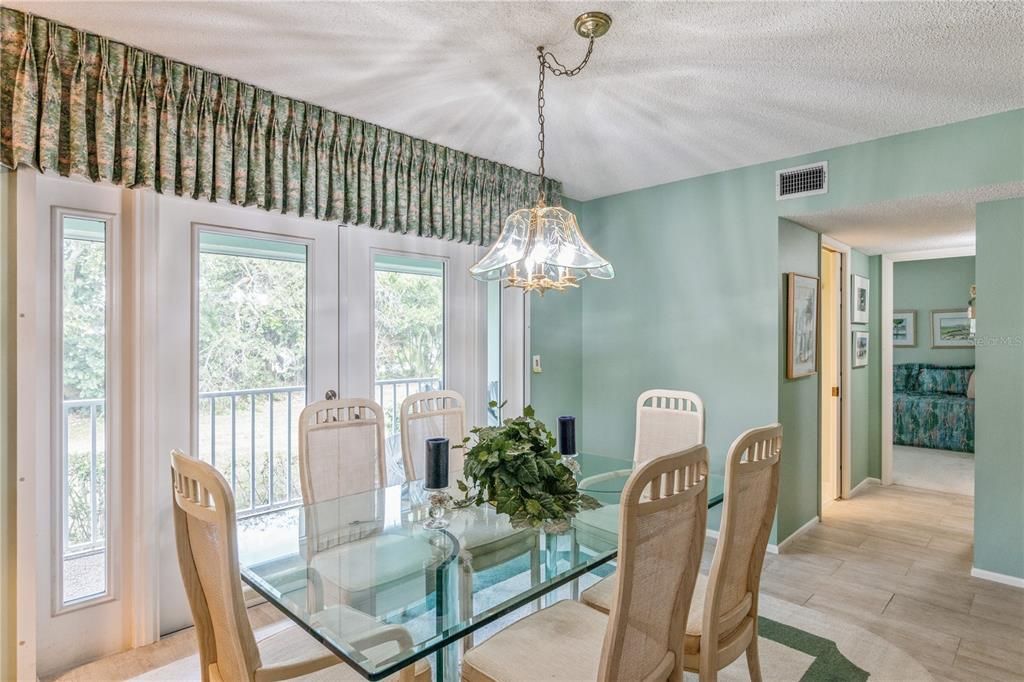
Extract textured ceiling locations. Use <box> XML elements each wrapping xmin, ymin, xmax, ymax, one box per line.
<box><xmin>7</xmin><ymin>1</ymin><xmax>1024</xmax><ymax>200</ymax></box>
<box><xmin>790</xmin><ymin>182</ymin><xmax>1024</xmax><ymax>255</ymax></box>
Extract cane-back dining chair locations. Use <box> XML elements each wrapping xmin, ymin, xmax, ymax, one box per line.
<box><xmin>578</xmin><ymin>388</ymin><xmax>705</xmax><ymax>491</ymax></box>
<box><xmin>581</xmin><ymin>423</ymin><xmax>783</xmax><ymax>682</ymax></box>
<box><xmin>297</xmin><ymin>398</ymin><xmax>435</xmax><ymax>617</ymax></box>
<box><xmin>461</xmin><ymin>445</ymin><xmax>709</xmax><ymax>682</ymax></box>
<box><xmin>170</xmin><ymin>450</ymin><xmax>429</xmax><ymax>682</ymax></box>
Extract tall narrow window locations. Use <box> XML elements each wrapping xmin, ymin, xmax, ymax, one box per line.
<box><xmin>196</xmin><ymin>232</ymin><xmax>308</xmax><ymax>518</ymax></box>
<box><xmin>373</xmin><ymin>254</ymin><xmax>446</xmax><ymax>481</ymax></box>
<box><xmin>486</xmin><ymin>279</ymin><xmax>502</xmax><ymax>426</ymax></box>
<box><xmin>60</xmin><ymin>215</ymin><xmax>109</xmax><ymax>606</ymax></box>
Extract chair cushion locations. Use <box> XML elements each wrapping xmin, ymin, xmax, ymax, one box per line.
<box><xmin>462</xmin><ymin>600</ymin><xmax>607</xmax><ymax>682</ymax></box>
<box><xmin>581</xmin><ymin>571</ymin><xmax>708</xmax><ymax>647</ymax></box>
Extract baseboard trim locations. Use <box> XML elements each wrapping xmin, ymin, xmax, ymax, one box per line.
<box><xmin>849</xmin><ymin>476</ymin><xmax>881</xmax><ymax>497</ymax></box>
<box><xmin>971</xmin><ymin>567</ymin><xmax>1024</xmax><ymax>589</ymax></box>
<box><xmin>768</xmin><ymin>516</ymin><xmax>820</xmax><ymax>554</ymax></box>
<box><xmin>706</xmin><ymin>528</ymin><xmax>719</xmax><ymax>540</ymax></box>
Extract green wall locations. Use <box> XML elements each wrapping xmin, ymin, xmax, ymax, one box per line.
<box><xmin>893</xmin><ymin>257</ymin><xmax>976</xmax><ymax>366</ymax></box>
<box><xmin>578</xmin><ymin>165</ymin><xmax>780</xmax><ymax>488</ymax></box>
<box><xmin>533</xmin><ymin>109</ymin><xmax>1024</xmax><ymax>545</ymax></box>
<box><xmin>849</xmin><ymin>251</ymin><xmax>882</xmax><ymax>487</ymax></box>
<box><xmin>868</xmin><ymin>255</ymin><xmax>882</xmax><ymax>481</ymax></box>
<box><xmin>974</xmin><ymin>198</ymin><xmax>1024</xmax><ymax>580</ymax></box>
<box><xmin>777</xmin><ymin>219</ymin><xmax>821</xmax><ymax>540</ymax></box>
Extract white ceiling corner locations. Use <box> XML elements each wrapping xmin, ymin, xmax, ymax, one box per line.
<box><xmin>7</xmin><ymin>1</ymin><xmax>1024</xmax><ymax>200</ymax></box>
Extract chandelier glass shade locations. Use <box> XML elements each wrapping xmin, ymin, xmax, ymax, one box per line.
<box><xmin>470</xmin><ymin>11</ymin><xmax>613</xmax><ymax>295</ymax></box>
<box><xmin>469</xmin><ymin>201</ymin><xmax>613</xmax><ymax>294</ymax></box>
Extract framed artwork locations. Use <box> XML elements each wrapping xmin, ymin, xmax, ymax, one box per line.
<box><xmin>852</xmin><ymin>274</ymin><xmax>870</xmax><ymax>324</ymax></box>
<box><xmin>892</xmin><ymin>310</ymin><xmax>917</xmax><ymax>347</ymax></box>
<box><xmin>853</xmin><ymin>330</ymin><xmax>870</xmax><ymax>368</ymax></box>
<box><xmin>931</xmin><ymin>309</ymin><xmax>974</xmax><ymax>348</ymax></box>
<box><xmin>787</xmin><ymin>273</ymin><xmax>819</xmax><ymax>379</ymax></box>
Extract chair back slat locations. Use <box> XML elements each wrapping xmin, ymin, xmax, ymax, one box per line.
<box><xmin>598</xmin><ymin>445</ymin><xmax>709</xmax><ymax>682</ymax></box>
<box><xmin>634</xmin><ymin>389</ymin><xmax>706</xmax><ymax>465</ymax></box>
<box><xmin>399</xmin><ymin>390</ymin><xmax>467</xmax><ymax>483</ymax></box>
<box><xmin>702</xmin><ymin>424</ymin><xmax>783</xmax><ymax>651</ymax></box>
<box><xmin>171</xmin><ymin>450</ymin><xmax>261</xmax><ymax>681</ymax></box>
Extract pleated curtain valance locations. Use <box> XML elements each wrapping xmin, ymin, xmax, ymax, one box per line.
<box><xmin>0</xmin><ymin>8</ymin><xmax>561</xmax><ymax>245</ymax></box>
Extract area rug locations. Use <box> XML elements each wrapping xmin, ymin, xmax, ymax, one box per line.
<box><xmin>56</xmin><ymin>588</ymin><xmax>930</xmax><ymax>682</ymax></box>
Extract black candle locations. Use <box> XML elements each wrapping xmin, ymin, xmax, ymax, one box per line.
<box><xmin>558</xmin><ymin>416</ymin><xmax>576</xmax><ymax>456</ymax></box>
<box><xmin>425</xmin><ymin>437</ymin><xmax>449</xmax><ymax>490</ymax></box>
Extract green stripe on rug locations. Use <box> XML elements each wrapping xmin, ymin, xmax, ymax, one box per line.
<box><xmin>758</xmin><ymin>616</ymin><xmax>870</xmax><ymax>681</ymax></box>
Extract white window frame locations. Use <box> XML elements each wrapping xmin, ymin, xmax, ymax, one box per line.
<box><xmin>50</xmin><ymin>206</ymin><xmax>122</xmax><ymax>615</ymax></box>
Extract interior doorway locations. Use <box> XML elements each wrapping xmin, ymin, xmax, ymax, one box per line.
<box><xmin>881</xmin><ymin>248</ymin><xmax>976</xmax><ymax>496</ymax></box>
<box><xmin>820</xmin><ymin>246</ymin><xmax>842</xmax><ymax>508</ymax></box>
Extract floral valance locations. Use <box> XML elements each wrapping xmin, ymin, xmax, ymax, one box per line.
<box><xmin>0</xmin><ymin>8</ymin><xmax>560</xmax><ymax>244</ymax></box>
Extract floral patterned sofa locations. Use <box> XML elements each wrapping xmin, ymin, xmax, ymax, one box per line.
<box><xmin>893</xmin><ymin>364</ymin><xmax>975</xmax><ymax>453</ymax></box>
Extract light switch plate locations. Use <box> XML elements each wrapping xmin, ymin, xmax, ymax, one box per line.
<box><xmin>532</xmin><ymin>354</ymin><xmax>542</xmax><ymax>373</ymax></box>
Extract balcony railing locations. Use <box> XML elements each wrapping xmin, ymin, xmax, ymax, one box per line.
<box><xmin>62</xmin><ymin>398</ymin><xmax>106</xmax><ymax>559</ymax></box>
<box><xmin>63</xmin><ymin>379</ymin><xmax>447</xmax><ymax>548</ymax></box>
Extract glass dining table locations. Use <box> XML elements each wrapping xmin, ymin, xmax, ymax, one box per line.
<box><xmin>238</xmin><ymin>453</ymin><xmax>724</xmax><ymax>682</ymax></box>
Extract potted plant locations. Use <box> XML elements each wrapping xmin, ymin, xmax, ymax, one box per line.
<box><xmin>455</xmin><ymin>404</ymin><xmax>593</xmax><ymax>528</ymax></box>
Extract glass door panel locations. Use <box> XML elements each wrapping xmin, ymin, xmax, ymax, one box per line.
<box><xmin>196</xmin><ymin>231</ymin><xmax>309</xmax><ymax>517</ymax></box>
<box><xmin>372</xmin><ymin>254</ymin><xmax>446</xmax><ymax>482</ymax></box>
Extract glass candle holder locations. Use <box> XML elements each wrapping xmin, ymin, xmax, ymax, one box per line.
<box><xmin>424</xmin><ymin>488</ymin><xmax>451</xmax><ymax>530</ymax></box>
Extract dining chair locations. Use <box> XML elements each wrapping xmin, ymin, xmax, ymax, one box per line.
<box><xmin>399</xmin><ymin>389</ymin><xmax>468</xmax><ymax>482</ymax></box>
<box><xmin>298</xmin><ymin>398</ymin><xmax>387</xmax><ymax>502</ymax></box>
<box><xmin>578</xmin><ymin>388</ymin><xmax>705</xmax><ymax>491</ymax></box>
<box><xmin>298</xmin><ymin>398</ymin><xmax>433</xmax><ymax>617</ymax></box>
<box><xmin>461</xmin><ymin>445</ymin><xmax>709</xmax><ymax>682</ymax></box>
<box><xmin>581</xmin><ymin>423</ymin><xmax>783</xmax><ymax>682</ymax></box>
<box><xmin>399</xmin><ymin>389</ymin><xmax>540</xmax><ymax>652</ymax></box>
<box><xmin>169</xmin><ymin>450</ymin><xmax>429</xmax><ymax>682</ymax></box>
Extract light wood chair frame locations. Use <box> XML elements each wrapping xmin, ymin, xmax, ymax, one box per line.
<box><xmin>172</xmin><ymin>450</ymin><xmax>423</xmax><ymax>682</ymax></box>
<box><xmin>598</xmin><ymin>445</ymin><xmax>710</xmax><ymax>682</ymax></box>
<box><xmin>686</xmin><ymin>423</ymin><xmax>782</xmax><ymax>682</ymax></box>
<box><xmin>578</xmin><ymin>388</ymin><xmax>705</xmax><ymax>501</ymax></box>
<box><xmin>398</xmin><ymin>389</ymin><xmax>467</xmax><ymax>483</ymax></box>
<box><xmin>297</xmin><ymin>398</ymin><xmax>387</xmax><ymax>504</ymax></box>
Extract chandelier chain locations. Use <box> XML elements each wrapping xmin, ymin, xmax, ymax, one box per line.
<box><xmin>536</xmin><ymin>36</ymin><xmax>596</xmax><ymax>201</ymax></box>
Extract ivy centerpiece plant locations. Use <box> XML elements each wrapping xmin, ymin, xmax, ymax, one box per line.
<box><xmin>455</xmin><ymin>405</ymin><xmax>592</xmax><ymax>528</ymax></box>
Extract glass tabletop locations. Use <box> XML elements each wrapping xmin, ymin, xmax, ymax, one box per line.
<box><xmin>238</xmin><ymin>452</ymin><xmax>724</xmax><ymax>681</ymax></box>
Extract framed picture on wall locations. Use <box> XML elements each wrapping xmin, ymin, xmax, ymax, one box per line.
<box><xmin>853</xmin><ymin>330</ymin><xmax>870</xmax><ymax>368</ymax></box>
<box><xmin>787</xmin><ymin>273</ymin><xmax>819</xmax><ymax>379</ymax></box>
<box><xmin>931</xmin><ymin>309</ymin><xmax>975</xmax><ymax>348</ymax></box>
<box><xmin>852</xmin><ymin>274</ymin><xmax>870</xmax><ymax>324</ymax></box>
<box><xmin>893</xmin><ymin>310</ymin><xmax>917</xmax><ymax>347</ymax></box>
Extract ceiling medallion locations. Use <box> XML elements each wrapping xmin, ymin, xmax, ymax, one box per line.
<box><xmin>470</xmin><ymin>11</ymin><xmax>614</xmax><ymax>295</ymax></box>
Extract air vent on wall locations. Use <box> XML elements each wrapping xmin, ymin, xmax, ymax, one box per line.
<box><xmin>776</xmin><ymin>161</ymin><xmax>828</xmax><ymax>200</ymax></box>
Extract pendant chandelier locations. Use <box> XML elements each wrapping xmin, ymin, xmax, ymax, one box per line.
<box><xmin>470</xmin><ymin>12</ymin><xmax>614</xmax><ymax>295</ymax></box>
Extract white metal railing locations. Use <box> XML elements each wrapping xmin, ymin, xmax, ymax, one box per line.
<box><xmin>64</xmin><ymin>380</ymin><xmax>451</xmax><ymax>543</ymax></box>
<box><xmin>198</xmin><ymin>386</ymin><xmax>306</xmax><ymax>519</ymax></box>
<box><xmin>62</xmin><ymin>398</ymin><xmax>106</xmax><ymax>558</ymax></box>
